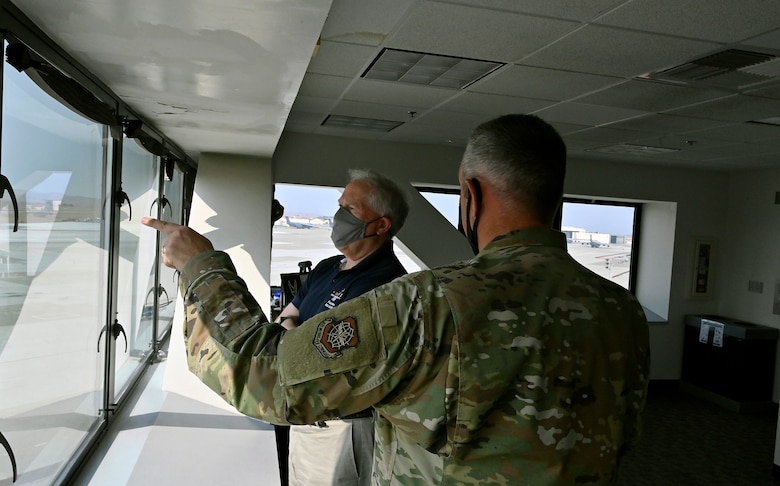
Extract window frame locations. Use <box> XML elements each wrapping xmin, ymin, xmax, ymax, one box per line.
<box><xmin>555</xmin><ymin>197</ymin><xmax>642</xmax><ymax>294</ymax></box>
<box><xmin>415</xmin><ymin>187</ymin><xmax>643</xmax><ymax>295</ymax></box>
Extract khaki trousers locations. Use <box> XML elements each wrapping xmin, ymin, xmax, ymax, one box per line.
<box><xmin>288</xmin><ymin>417</ymin><xmax>374</xmax><ymax>486</ymax></box>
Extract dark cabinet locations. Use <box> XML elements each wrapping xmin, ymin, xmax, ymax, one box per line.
<box><xmin>682</xmin><ymin>315</ymin><xmax>778</xmax><ymax>411</ymax></box>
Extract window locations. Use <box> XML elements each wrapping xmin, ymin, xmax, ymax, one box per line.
<box><xmin>114</xmin><ymin>144</ymin><xmax>182</xmax><ymax>399</ymax></box>
<box><xmin>0</xmin><ymin>36</ymin><xmax>189</xmax><ymax>483</ymax></box>
<box><xmin>419</xmin><ymin>189</ymin><xmax>460</xmax><ymax>227</ymax></box>
<box><xmin>417</xmin><ymin>188</ymin><xmax>641</xmax><ymax>292</ymax></box>
<box><xmin>1</xmin><ymin>43</ymin><xmax>110</xmax><ymax>483</ymax></box>
<box><xmin>560</xmin><ymin>199</ymin><xmax>640</xmax><ymax>292</ymax></box>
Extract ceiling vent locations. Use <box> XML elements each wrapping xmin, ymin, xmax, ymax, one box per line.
<box><xmin>321</xmin><ymin>115</ymin><xmax>402</xmax><ymax>132</ymax></box>
<box><xmin>641</xmin><ymin>49</ymin><xmax>779</xmax><ymax>90</ymax></box>
<box><xmin>752</xmin><ymin>117</ymin><xmax>780</xmax><ymax>127</ymax></box>
<box><xmin>362</xmin><ymin>48</ymin><xmax>503</xmax><ymax>89</ymax></box>
<box><xmin>588</xmin><ymin>144</ymin><xmax>680</xmax><ymax>156</ymax></box>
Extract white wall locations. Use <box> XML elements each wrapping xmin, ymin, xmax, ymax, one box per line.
<box><xmin>715</xmin><ymin>168</ymin><xmax>780</xmax><ymax>469</ymax></box>
<box><xmin>719</xmin><ymin>168</ymin><xmax>780</xmax><ymax>398</ymax></box>
<box><xmin>189</xmin><ymin>152</ymin><xmax>274</xmax><ymax>317</ymax></box>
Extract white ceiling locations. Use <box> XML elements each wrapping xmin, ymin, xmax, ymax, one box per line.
<box><xmin>11</xmin><ymin>0</ymin><xmax>780</xmax><ymax>171</ymax></box>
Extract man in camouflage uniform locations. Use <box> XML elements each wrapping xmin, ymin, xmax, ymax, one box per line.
<box><xmin>143</xmin><ymin>114</ymin><xmax>650</xmax><ymax>485</ymax></box>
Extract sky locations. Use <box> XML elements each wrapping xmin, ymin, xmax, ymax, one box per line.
<box><xmin>275</xmin><ymin>184</ymin><xmax>635</xmax><ymax>236</ymax></box>
<box><xmin>275</xmin><ymin>184</ymin><xmax>341</xmax><ymax>218</ymax></box>
<box><xmin>562</xmin><ymin>203</ymin><xmax>635</xmax><ymax>236</ymax></box>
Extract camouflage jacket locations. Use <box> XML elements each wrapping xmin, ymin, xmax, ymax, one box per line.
<box><xmin>180</xmin><ymin>227</ymin><xmax>650</xmax><ymax>485</ymax></box>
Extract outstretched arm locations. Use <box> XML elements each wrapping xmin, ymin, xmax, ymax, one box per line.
<box><xmin>141</xmin><ymin>217</ymin><xmax>215</xmax><ymax>270</ymax></box>
<box><xmin>141</xmin><ymin>217</ymin><xmax>422</xmax><ymax>427</ymax></box>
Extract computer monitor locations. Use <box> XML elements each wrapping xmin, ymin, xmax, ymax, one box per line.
<box><xmin>271</xmin><ymin>286</ymin><xmax>282</xmax><ymax>311</ymax></box>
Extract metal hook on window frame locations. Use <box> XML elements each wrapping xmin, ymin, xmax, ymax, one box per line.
<box><xmin>97</xmin><ymin>319</ymin><xmax>128</xmax><ymax>353</ymax></box>
<box><xmin>118</xmin><ymin>187</ymin><xmax>131</xmax><ymax>221</ymax></box>
<box><xmin>0</xmin><ymin>430</ymin><xmax>17</xmax><ymax>482</ymax></box>
<box><xmin>0</xmin><ymin>174</ymin><xmax>19</xmax><ymax>232</ymax></box>
<box><xmin>149</xmin><ymin>196</ymin><xmax>171</xmax><ymax>218</ymax></box>
<box><xmin>145</xmin><ymin>284</ymin><xmax>169</xmax><ymax>305</ymax></box>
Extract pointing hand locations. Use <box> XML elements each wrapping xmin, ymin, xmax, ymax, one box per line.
<box><xmin>141</xmin><ymin>217</ymin><xmax>215</xmax><ymax>270</ymax></box>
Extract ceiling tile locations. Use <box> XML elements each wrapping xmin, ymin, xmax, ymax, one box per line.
<box><xmin>436</xmin><ymin>0</ymin><xmax>630</xmax><ymax>21</ymax></box>
<box><xmin>576</xmin><ymin>80</ymin><xmax>731</xmax><ymax>112</ymax></box>
<box><xmin>413</xmin><ymin>109</ymin><xmax>495</xmax><ymax>130</ymax></box>
<box><xmin>549</xmin><ymin>122</ymin><xmax>592</xmax><ymax>135</ymax></box>
<box><xmin>386</xmin><ymin>121</ymin><xmax>471</xmax><ymax>146</ymax></box>
<box><xmin>596</xmin><ymin>0</ymin><xmax>780</xmax><ymax>43</ymax></box>
<box><xmin>632</xmin><ymin>139</ymin><xmax>777</xmax><ymax>160</ymax></box>
<box><xmin>289</xmin><ymin>95</ymin><xmax>339</xmax><ymax>115</ymax></box>
<box><xmin>284</xmin><ymin>110</ymin><xmax>327</xmax><ymax>132</ymax></box>
<box><xmin>682</xmin><ymin>122</ymin><xmax>780</xmax><ymax>144</ymax></box>
<box><xmin>387</xmin><ymin>1</ymin><xmax>579</xmax><ymax>62</ymax></box>
<box><xmin>604</xmin><ymin>114</ymin><xmax>731</xmax><ymax>134</ymax></box>
<box><xmin>745</xmin><ymin>84</ymin><xmax>780</xmax><ymax>100</ymax></box>
<box><xmin>628</xmin><ymin>134</ymin><xmax>735</xmax><ymax>152</ymax></box>
<box><xmin>306</xmin><ymin>41</ymin><xmax>380</xmax><ymax>77</ymax></box>
<box><xmin>440</xmin><ymin>92</ymin><xmax>555</xmax><ymax>115</ymax></box>
<box><xmin>472</xmin><ymin>65</ymin><xmax>622</xmax><ymax>101</ymax></box>
<box><xmin>343</xmin><ymin>78</ymin><xmax>456</xmax><ymax>108</ymax></box>
<box><xmin>319</xmin><ymin>0</ymin><xmax>417</xmax><ymax>46</ymax></box>
<box><xmin>296</xmin><ymin>73</ymin><xmax>352</xmax><ymax>99</ymax></box>
<box><xmin>534</xmin><ymin>102</ymin><xmax>647</xmax><ymax>126</ymax></box>
<box><xmin>665</xmin><ymin>94</ymin><xmax>780</xmax><ymax>122</ymax></box>
<box><xmin>743</xmin><ymin>28</ymin><xmax>780</xmax><ymax>50</ymax></box>
<box><xmin>566</xmin><ymin>127</ymin><xmax>653</xmax><ymax>144</ymax></box>
<box><xmin>578</xmin><ymin>150</ymin><xmax>686</xmax><ymax>166</ymax></box>
<box><xmin>523</xmin><ymin>25</ymin><xmax>720</xmax><ymax>78</ymax></box>
<box><xmin>566</xmin><ymin>138</ymin><xmax>623</xmax><ymax>153</ymax></box>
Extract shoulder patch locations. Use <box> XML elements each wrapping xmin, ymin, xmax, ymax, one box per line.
<box><xmin>313</xmin><ymin>316</ymin><xmax>359</xmax><ymax>359</ymax></box>
<box><xmin>277</xmin><ymin>294</ymin><xmax>385</xmax><ymax>388</ymax></box>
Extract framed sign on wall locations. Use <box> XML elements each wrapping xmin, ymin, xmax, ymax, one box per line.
<box><xmin>690</xmin><ymin>238</ymin><xmax>715</xmax><ymax>299</ymax></box>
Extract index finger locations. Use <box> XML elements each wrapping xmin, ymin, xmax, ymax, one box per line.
<box><xmin>141</xmin><ymin>216</ymin><xmax>179</xmax><ymax>233</ymax></box>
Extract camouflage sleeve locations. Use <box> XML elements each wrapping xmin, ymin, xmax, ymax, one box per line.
<box><xmin>180</xmin><ymin>251</ymin><xmax>288</xmax><ymax>424</ymax></box>
<box><xmin>621</xmin><ymin>298</ymin><xmax>652</xmax><ymax>454</ymax></box>
<box><xmin>275</xmin><ymin>279</ymin><xmax>425</xmax><ymax>425</ymax></box>
<box><xmin>180</xmin><ymin>250</ymin><xmax>425</xmax><ymax>426</ymax></box>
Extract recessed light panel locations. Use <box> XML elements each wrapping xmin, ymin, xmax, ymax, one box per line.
<box><xmin>752</xmin><ymin>117</ymin><xmax>780</xmax><ymax>126</ymax></box>
<box><xmin>322</xmin><ymin>115</ymin><xmax>402</xmax><ymax>132</ymax></box>
<box><xmin>363</xmin><ymin>48</ymin><xmax>503</xmax><ymax>89</ymax></box>
<box><xmin>589</xmin><ymin>144</ymin><xmax>680</xmax><ymax>156</ymax></box>
<box><xmin>641</xmin><ymin>48</ymin><xmax>780</xmax><ymax>90</ymax></box>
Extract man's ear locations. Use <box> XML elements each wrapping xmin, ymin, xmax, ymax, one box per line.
<box><xmin>465</xmin><ymin>178</ymin><xmax>481</xmax><ymax>219</ymax></box>
<box><xmin>376</xmin><ymin>216</ymin><xmax>392</xmax><ymax>236</ymax></box>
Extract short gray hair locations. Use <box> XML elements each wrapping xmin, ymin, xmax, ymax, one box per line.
<box><xmin>460</xmin><ymin>114</ymin><xmax>566</xmax><ymax>223</ymax></box>
<box><xmin>348</xmin><ymin>169</ymin><xmax>410</xmax><ymax>236</ymax></box>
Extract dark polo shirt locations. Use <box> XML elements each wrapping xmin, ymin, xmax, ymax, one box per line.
<box><xmin>292</xmin><ymin>241</ymin><xmax>407</xmax><ymax>322</ymax></box>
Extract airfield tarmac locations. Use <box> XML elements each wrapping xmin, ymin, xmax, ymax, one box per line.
<box><xmin>270</xmin><ymin>223</ymin><xmax>631</xmax><ymax>289</ymax></box>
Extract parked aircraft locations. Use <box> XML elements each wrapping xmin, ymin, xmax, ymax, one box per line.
<box><xmin>284</xmin><ymin>216</ymin><xmax>315</xmax><ymax>229</ymax></box>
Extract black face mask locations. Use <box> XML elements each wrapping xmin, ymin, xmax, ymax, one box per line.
<box><xmin>458</xmin><ymin>179</ymin><xmax>482</xmax><ymax>254</ymax></box>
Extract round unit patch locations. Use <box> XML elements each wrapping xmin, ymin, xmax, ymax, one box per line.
<box><xmin>313</xmin><ymin>316</ymin><xmax>359</xmax><ymax>359</ymax></box>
